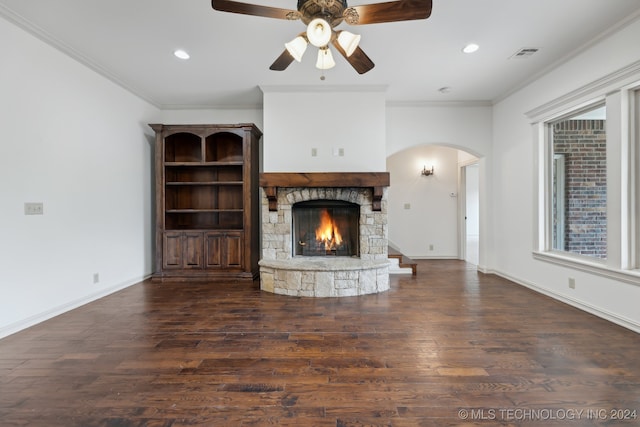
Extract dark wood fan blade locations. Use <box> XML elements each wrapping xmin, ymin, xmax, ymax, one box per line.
<box><xmin>349</xmin><ymin>0</ymin><xmax>432</xmax><ymax>25</ymax></box>
<box><xmin>269</xmin><ymin>49</ymin><xmax>296</xmax><ymax>71</ymax></box>
<box><xmin>212</xmin><ymin>0</ymin><xmax>298</xmax><ymax>20</ymax></box>
<box><xmin>332</xmin><ymin>40</ymin><xmax>375</xmax><ymax>74</ymax></box>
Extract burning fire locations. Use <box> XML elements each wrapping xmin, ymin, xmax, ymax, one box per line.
<box><xmin>315</xmin><ymin>209</ymin><xmax>343</xmax><ymax>250</ymax></box>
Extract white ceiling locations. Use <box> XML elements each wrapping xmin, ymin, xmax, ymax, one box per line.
<box><xmin>2</xmin><ymin>0</ymin><xmax>640</xmax><ymax>108</ymax></box>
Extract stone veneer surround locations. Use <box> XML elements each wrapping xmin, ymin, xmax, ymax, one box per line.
<box><xmin>259</xmin><ymin>183</ymin><xmax>390</xmax><ymax>297</ymax></box>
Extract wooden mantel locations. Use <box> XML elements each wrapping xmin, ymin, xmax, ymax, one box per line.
<box><xmin>259</xmin><ymin>172</ymin><xmax>390</xmax><ymax>212</ymax></box>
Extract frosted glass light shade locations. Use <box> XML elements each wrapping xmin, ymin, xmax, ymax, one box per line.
<box><xmin>307</xmin><ymin>18</ymin><xmax>332</xmax><ymax>47</ymax></box>
<box><xmin>462</xmin><ymin>43</ymin><xmax>479</xmax><ymax>53</ymax></box>
<box><xmin>337</xmin><ymin>31</ymin><xmax>360</xmax><ymax>57</ymax></box>
<box><xmin>316</xmin><ymin>47</ymin><xmax>336</xmax><ymax>70</ymax></box>
<box><xmin>285</xmin><ymin>36</ymin><xmax>308</xmax><ymax>62</ymax></box>
<box><xmin>173</xmin><ymin>49</ymin><xmax>190</xmax><ymax>60</ymax></box>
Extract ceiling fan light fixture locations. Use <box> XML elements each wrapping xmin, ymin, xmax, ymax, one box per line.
<box><xmin>316</xmin><ymin>47</ymin><xmax>336</xmax><ymax>70</ymax></box>
<box><xmin>285</xmin><ymin>35</ymin><xmax>308</xmax><ymax>62</ymax></box>
<box><xmin>307</xmin><ymin>17</ymin><xmax>332</xmax><ymax>47</ymax></box>
<box><xmin>337</xmin><ymin>30</ymin><xmax>361</xmax><ymax>57</ymax></box>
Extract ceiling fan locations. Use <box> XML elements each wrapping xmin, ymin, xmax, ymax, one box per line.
<box><xmin>211</xmin><ymin>0</ymin><xmax>433</xmax><ymax>74</ymax></box>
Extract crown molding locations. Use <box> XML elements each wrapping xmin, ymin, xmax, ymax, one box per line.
<box><xmin>495</xmin><ymin>9</ymin><xmax>640</xmax><ymax>105</ymax></box>
<box><xmin>0</xmin><ymin>4</ymin><xmax>161</xmax><ymax>109</ymax></box>
<box><xmin>525</xmin><ymin>59</ymin><xmax>640</xmax><ymax>122</ymax></box>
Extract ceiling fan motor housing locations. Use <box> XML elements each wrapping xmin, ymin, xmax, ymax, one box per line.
<box><xmin>297</xmin><ymin>0</ymin><xmax>350</xmax><ymax>26</ymax></box>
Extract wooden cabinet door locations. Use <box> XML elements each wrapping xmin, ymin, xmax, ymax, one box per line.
<box><xmin>205</xmin><ymin>232</ymin><xmax>243</xmax><ymax>269</ymax></box>
<box><xmin>183</xmin><ymin>232</ymin><xmax>204</xmax><ymax>269</ymax></box>
<box><xmin>163</xmin><ymin>232</ymin><xmax>203</xmax><ymax>269</ymax></box>
<box><xmin>205</xmin><ymin>233</ymin><xmax>223</xmax><ymax>268</ymax></box>
<box><xmin>163</xmin><ymin>232</ymin><xmax>183</xmax><ymax>269</ymax></box>
<box><xmin>224</xmin><ymin>232</ymin><xmax>243</xmax><ymax>268</ymax></box>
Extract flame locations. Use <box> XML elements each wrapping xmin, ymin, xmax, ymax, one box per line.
<box><xmin>315</xmin><ymin>209</ymin><xmax>343</xmax><ymax>250</ymax></box>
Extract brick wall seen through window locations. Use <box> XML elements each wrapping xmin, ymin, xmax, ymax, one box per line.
<box><xmin>552</xmin><ymin>119</ymin><xmax>607</xmax><ymax>259</ymax></box>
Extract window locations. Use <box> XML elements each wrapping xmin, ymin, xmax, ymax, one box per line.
<box><xmin>527</xmin><ymin>63</ymin><xmax>640</xmax><ymax>283</ymax></box>
<box><xmin>550</xmin><ymin>104</ymin><xmax>607</xmax><ymax>259</ymax></box>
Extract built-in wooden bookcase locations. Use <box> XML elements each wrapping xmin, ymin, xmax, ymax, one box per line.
<box><xmin>150</xmin><ymin>123</ymin><xmax>262</xmax><ymax>281</ymax></box>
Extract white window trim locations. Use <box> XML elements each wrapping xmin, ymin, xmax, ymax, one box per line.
<box><xmin>527</xmin><ymin>59</ymin><xmax>640</xmax><ymax>286</ymax></box>
<box><xmin>633</xmin><ymin>89</ymin><xmax>639</xmax><ymax>269</ymax></box>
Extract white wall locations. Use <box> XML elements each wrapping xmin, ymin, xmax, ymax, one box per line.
<box><xmin>386</xmin><ymin>103</ymin><xmax>493</xmax><ymax>269</ymax></box>
<box><xmin>259</xmin><ymin>93</ymin><xmax>493</xmax><ymax>261</ymax></box>
<box><xmin>492</xmin><ymin>17</ymin><xmax>640</xmax><ymax>332</ymax></box>
<box><xmin>159</xmin><ymin>109</ymin><xmax>263</xmax><ymax>131</ymax></box>
<box><xmin>0</xmin><ymin>17</ymin><xmax>159</xmax><ymax>337</ymax></box>
<box><xmin>386</xmin><ymin>103</ymin><xmax>492</xmax><ymax>158</ymax></box>
<box><xmin>387</xmin><ymin>145</ymin><xmax>460</xmax><ymax>258</ymax></box>
<box><xmin>261</xmin><ymin>86</ymin><xmax>387</xmax><ymax>172</ymax></box>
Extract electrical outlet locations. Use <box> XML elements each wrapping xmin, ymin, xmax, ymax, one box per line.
<box><xmin>568</xmin><ymin>277</ymin><xmax>575</xmax><ymax>289</ymax></box>
<box><xmin>24</xmin><ymin>202</ymin><xmax>44</xmax><ymax>215</ymax></box>
<box><xmin>404</xmin><ymin>203</ymin><xmax>411</xmax><ymax>210</ymax></box>
<box><xmin>93</xmin><ymin>273</ymin><xmax>100</xmax><ymax>284</ymax></box>
<box><xmin>429</xmin><ymin>244</ymin><xmax>434</xmax><ymax>251</ymax></box>
<box><xmin>311</xmin><ymin>148</ymin><xmax>318</xmax><ymax>157</ymax></box>
<box><xmin>338</xmin><ymin>148</ymin><xmax>344</xmax><ymax>157</ymax></box>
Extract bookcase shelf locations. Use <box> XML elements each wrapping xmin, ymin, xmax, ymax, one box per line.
<box><xmin>150</xmin><ymin>123</ymin><xmax>262</xmax><ymax>281</ymax></box>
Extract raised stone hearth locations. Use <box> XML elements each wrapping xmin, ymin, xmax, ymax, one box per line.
<box><xmin>259</xmin><ymin>173</ymin><xmax>390</xmax><ymax>297</ymax></box>
<box><xmin>259</xmin><ymin>258</ymin><xmax>390</xmax><ymax>297</ymax></box>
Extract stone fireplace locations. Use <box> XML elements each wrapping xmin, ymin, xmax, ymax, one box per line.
<box><xmin>259</xmin><ymin>172</ymin><xmax>390</xmax><ymax>297</ymax></box>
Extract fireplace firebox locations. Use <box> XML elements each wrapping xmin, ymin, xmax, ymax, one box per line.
<box><xmin>292</xmin><ymin>200</ymin><xmax>359</xmax><ymax>257</ymax></box>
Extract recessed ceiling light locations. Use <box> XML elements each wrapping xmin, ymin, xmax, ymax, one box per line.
<box><xmin>462</xmin><ymin>43</ymin><xmax>479</xmax><ymax>54</ymax></box>
<box><xmin>173</xmin><ymin>49</ymin><xmax>190</xmax><ymax>60</ymax></box>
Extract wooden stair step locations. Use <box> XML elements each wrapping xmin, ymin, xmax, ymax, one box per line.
<box><xmin>388</xmin><ymin>246</ymin><xmax>417</xmax><ymax>275</ymax></box>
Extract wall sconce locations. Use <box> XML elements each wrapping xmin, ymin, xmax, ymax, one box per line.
<box><xmin>421</xmin><ymin>165</ymin><xmax>434</xmax><ymax>176</ymax></box>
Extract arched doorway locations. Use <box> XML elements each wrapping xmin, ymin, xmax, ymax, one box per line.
<box><xmin>386</xmin><ymin>144</ymin><xmax>481</xmax><ymax>265</ymax></box>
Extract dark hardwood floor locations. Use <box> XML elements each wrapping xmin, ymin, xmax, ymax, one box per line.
<box><xmin>1</xmin><ymin>260</ymin><xmax>639</xmax><ymax>426</ymax></box>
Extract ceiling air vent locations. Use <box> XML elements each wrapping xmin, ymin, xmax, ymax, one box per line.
<box><xmin>510</xmin><ymin>47</ymin><xmax>539</xmax><ymax>59</ymax></box>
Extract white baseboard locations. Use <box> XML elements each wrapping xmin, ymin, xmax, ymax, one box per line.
<box><xmin>410</xmin><ymin>255</ymin><xmax>459</xmax><ymax>260</ymax></box>
<box><xmin>477</xmin><ymin>264</ymin><xmax>491</xmax><ymax>274</ymax></box>
<box><xmin>491</xmin><ymin>269</ymin><xmax>640</xmax><ymax>334</ymax></box>
<box><xmin>0</xmin><ymin>275</ymin><xmax>150</xmax><ymax>340</ymax></box>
